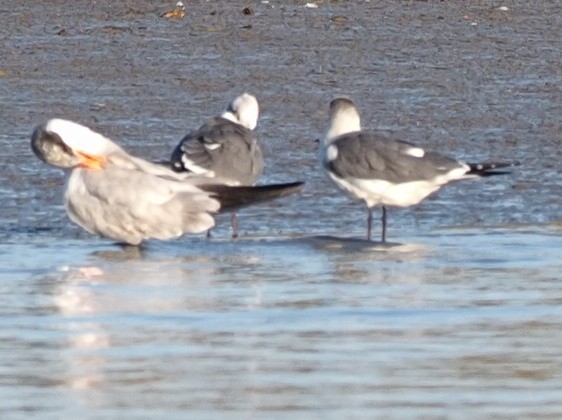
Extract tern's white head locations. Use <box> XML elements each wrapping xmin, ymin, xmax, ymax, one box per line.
<box><xmin>31</xmin><ymin>118</ymin><xmax>122</xmax><ymax>169</ymax></box>
<box><xmin>221</xmin><ymin>93</ymin><xmax>259</xmax><ymax>130</ymax></box>
<box><xmin>44</xmin><ymin>119</ymin><xmax>120</xmax><ymax>156</ymax></box>
<box><xmin>324</xmin><ymin>97</ymin><xmax>361</xmax><ymax>144</ymax></box>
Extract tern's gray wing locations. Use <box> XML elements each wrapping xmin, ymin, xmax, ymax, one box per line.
<box><xmin>171</xmin><ymin>117</ymin><xmax>264</xmax><ymax>185</ymax></box>
<box><xmin>324</xmin><ymin>132</ymin><xmax>466</xmax><ymax>184</ymax></box>
<box><xmin>65</xmin><ymin>165</ymin><xmax>219</xmax><ymax>245</ymax></box>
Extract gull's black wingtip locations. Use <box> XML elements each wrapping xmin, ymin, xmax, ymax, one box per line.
<box><xmin>468</xmin><ymin>161</ymin><xmax>520</xmax><ymax>176</ymax></box>
<box><xmin>201</xmin><ymin>181</ymin><xmax>305</xmax><ymax>212</ymax></box>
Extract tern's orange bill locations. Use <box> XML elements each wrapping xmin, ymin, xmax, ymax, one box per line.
<box><xmin>77</xmin><ymin>151</ymin><xmax>106</xmax><ymax>170</ymax></box>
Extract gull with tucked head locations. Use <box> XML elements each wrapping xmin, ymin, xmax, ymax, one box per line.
<box><xmin>220</xmin><ymin>92</ymin><xmax>260</xmax><ymax>131</ymax></box>
<box><xmin>31</xmin><ymin>118</ymin><xmax>302</xmax><ymax>245</ymax></box>
<box><xmin>170</xmin><ymin>93</ymin><xmax>264</xmax><ymax>238</ymax></box>
<box><xmin>321</xmin><ymin>97</ymin><xmax>518</xmax><ymax>243</ymax></box>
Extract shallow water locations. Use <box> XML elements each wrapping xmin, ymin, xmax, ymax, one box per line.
<box><xmin>2</xmin><ymin>229</ymin><xmax>562</xmax><ymax>418</ymax></box>
<box><xmin>1</xmin><ymin>0</ymin><xmax>561</xmax><ymax>418</ymax></box>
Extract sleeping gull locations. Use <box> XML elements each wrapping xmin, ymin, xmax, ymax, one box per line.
<box><xmin>321</xmin><ymin>97</ymin><xmax>518</xmax><ymax>243</ymax></box>
<box><xmin>31</xmin><ymin>118</ymin><xmax>302</xmax><ymax>246</ymax></box>
<box><xmin>170</xmin><ymin>93</ymin><xmax>263</xmax><ymax>238</ymax></box>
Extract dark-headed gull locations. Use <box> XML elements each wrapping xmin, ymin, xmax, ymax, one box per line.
<box><xmin>321</xmin><ymin>97</ymin><xmax>518</xmax><ymax>242</ymax></box>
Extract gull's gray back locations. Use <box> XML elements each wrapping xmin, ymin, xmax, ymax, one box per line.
<box><xmin>324</xmin><ymin>132</ymin><xmax>466</xmax><ymax>184</ymax></box>
<box><xmin>171</xmin><ymin>117</ymin><xmax>264</xmax><ymax>186</ymax></box>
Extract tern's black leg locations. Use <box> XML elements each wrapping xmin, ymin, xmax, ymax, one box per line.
<box><xmin>231</xmin><ymin>212</ymin><xmax>239</xmax><ymax>239</ymax></box>
<box><xmin>367</xmin><ymin>207</ymin><xmax>373</xmax><ymax>241</ymax></box>
<box><xmin>381</xmin><ymin>206</ymin><xmax>387</xmax><ymax>243</ymax></box>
